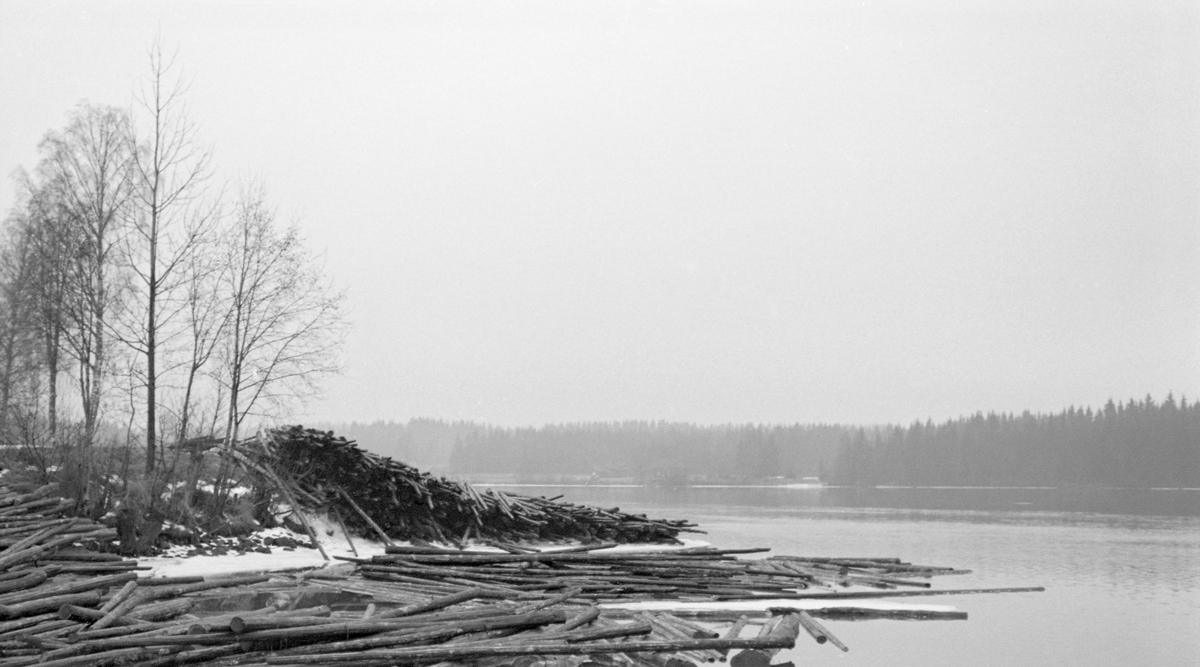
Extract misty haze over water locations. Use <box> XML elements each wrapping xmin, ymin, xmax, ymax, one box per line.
<box><xmin>4</xmin><ymin>2</ymin><xmax>1197</xmax><ymax>664</ymax></box>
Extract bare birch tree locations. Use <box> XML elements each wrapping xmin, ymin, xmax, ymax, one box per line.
<box><xmin>0</xmin><ymin>209</ymin><xmax>41</xmax><ymax>438</ymax></box>
<box><xmin>15</xmin><ymin>176</ymin><xmax>76</xmax><ymax>441</ymax></box>
<box><xmin>36</xmin><ymin>104</ymin><xmax>135</xmax><ymax>451</ymax></box>
<box><xmin>218</xmin><ymin>185</ymin><xmax>345</xmax><ymax>442</ymax></box>
<box><xmin>211</xmin><ymin>184</ymin><xmax>345</xmax><ymax>501</ymax></box>
<box><xmin>176</xmin><ymin>238</ymin><xmax>229</xmax><ymax>447</ymax></box>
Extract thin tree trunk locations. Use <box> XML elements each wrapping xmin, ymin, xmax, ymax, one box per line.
<box><xmin>44</xmin><ymin>327</ymin><xmax>58</xmax><ymax>442</ymax></box>
<box><xmin>146</xmin><ymin>265</ymin><xmax>157</xmax><ymax>473</ymax></box>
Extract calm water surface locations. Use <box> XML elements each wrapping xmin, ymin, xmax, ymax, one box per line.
<box><xmin>487</xmin><ymin>485</ymin><xmax>1200</xmax><ymax>667</ymax></box>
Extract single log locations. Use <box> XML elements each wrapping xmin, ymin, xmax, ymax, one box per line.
<box><xmin>127</xmin><ymin>597</ymin><xmax>196</xmax><ymax>622</ymax></box>
<box><xmin>0</xmin><ymin>590</ymin><xmax>102</xmax><ymax>620</ymax></box>
<box><xmin>140</xmin><ymin>573</ymin><xmax>272</xmax><ymax>600</ymax></box>
<box><xmin>58</xmin><ymin>604</ymin><xmax>148</xmax><ymax>626</ymax></box>
<box><xmin>564</xmin><ymin>621</ymin><xmax>653</xmax><ymax>643</ymax></box>
<box><xmin>339</xmin><ymin>488</ymin><xmax>394</xmax><ymax>545</ymax></box>
<box><xmin>334</xmin><ymin>511</ymin><xmax>359</xmax><ymax>557</ymax></box>
<box><xmin>375</xmin><ymin>587</ymin><xmax>511</xmax><ymax>619</ymax></box>
<box><xmin>796</xmin><ymin>611</ymin><xmax>848</xmax><ymax>652</ymax></box>
<box><xmin>720</xmin><ymin>586</ymin><xmax>1046</xmax><ymax>600</ymax></box>
<box><xmin>99</xmin><ymin>580</ymin><xmax>140</xmax><ymax>613</ymax></box>
<box><xmin>137</xmin><ymin>576</ymin><xmax>207</xmax><ymax>586</ymax></box>
<box><xmin>558</xmin><ymin>606</ymin><xmax>601</xmax><ymax>632</ymax></box>
<box><xmin>41</xmin><ymin>548</ymin><xmax>125</xmax><ymax>562</ymax></box>
<box><xmin>0</xmin><ymin>569</ymin><xmax>48</xmax><ymax>595</ymax></box>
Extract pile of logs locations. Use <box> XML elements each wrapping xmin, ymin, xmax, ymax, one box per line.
<box><xmin>0</xmin><ymin>482</ymin><xmax>1046</xmax><ymax>667</ymax></box>
<box><xmin>228</xmin><ymin>426</ymin><xmax>702</xmax><ymax>545</ymax></box>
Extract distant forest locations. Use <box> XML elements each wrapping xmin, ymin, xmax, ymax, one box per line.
<box><xmin>317</xmin><ymin>394</ymin><xmax>1200</xmax><ymax>488</ymax></box>
<box><xmin>834</xmin><ymin>395</ymin><xmax>1199</xmax><ymax>488</ymax></box>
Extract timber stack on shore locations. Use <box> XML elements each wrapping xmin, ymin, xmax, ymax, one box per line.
<box><xmin>0</xmin><ymin>481</ymin><xmax>1047</xmax><ymax>667</ymax></box>
<box><xmin>0</xmin><ymin>427</ymin><xmax>1046</xmax><ymax>667</ymax></box>
<box><xmin>227</xmin><ymin>425</ymin><xmax>702</xmax><ymax>545</ymax></box>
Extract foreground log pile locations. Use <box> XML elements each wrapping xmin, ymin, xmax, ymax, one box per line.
<box><xmin>228</xmin><ymin>426</ymin><xmax>701</xmax><ymax>545</ymax></box>
<box><xmin>0</xmin><ymin>480</ymin><xmax>1046</xmax><ymax>667</ymax></box>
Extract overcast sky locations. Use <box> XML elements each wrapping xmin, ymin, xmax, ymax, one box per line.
<box><xmin>2</xmin><ymin>1</ymin><xmax>1197</xmax><ymax>426</ymax></box>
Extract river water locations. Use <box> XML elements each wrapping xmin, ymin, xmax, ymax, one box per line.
<box><xmin>484</xmin><ymin>485</ymin><xmax>1200</xmax><ymax>667</ymax></box>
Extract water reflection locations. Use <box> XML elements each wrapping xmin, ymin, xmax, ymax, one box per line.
<box><xmin>594</xmin><ymin>484</ymin><xmax>1200</xmax><ymax>517</ymax></box>
<box><xmin>484</xmin><ymin>484</ymin><xmax>1200</xmax><ymax>666</ymax></box>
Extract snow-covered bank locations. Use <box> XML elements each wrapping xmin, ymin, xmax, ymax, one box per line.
<box><xmin>135</xmin><ymin>523</ymin><xmax>712</xmax><ymax>579</ymax></box>
<box><xmin>135</xmin><ymin>525</ymin><xmax>958</xmax><ymax>615</ymax></box>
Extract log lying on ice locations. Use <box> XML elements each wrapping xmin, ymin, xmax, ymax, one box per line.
<box><xmin>796</xmin><ymin>611</ymin><xmax>849</xmax><ymax>652</ymax></box>
<box><xmin>622</xmin><ymin>607</ymin><xmax>969</xmax><ymax>622</ymax></box>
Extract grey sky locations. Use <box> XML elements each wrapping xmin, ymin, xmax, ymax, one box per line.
<box><xmin>2</xmin><ymin>1</ymin><xmax>1197</xmax><ymax>426</ymax></box>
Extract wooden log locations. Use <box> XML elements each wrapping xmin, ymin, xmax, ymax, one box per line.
<box><xmin>339</xmin><ymin>488</ymin><xmax>394</xmax><ymax>546</ymax></box>
<box><xmin>127</xmin><ymin>597</ymin><xmax>196</xmax><ymax>622</ymax></box>
<box><xmin>796</xmin><ymin>611</ymin><xmax>848</xmax><ymax>652</ymax></box>
<box><xmin>811</xmin><ymin>608</ymin><xmax>968</xmax><ymax>621</ymax></box>
<box><xmin>264</xmin><ymin>609</ymin><xmax>570</xmax><ymax>657</ymax></box>
<box><xmin>90</xmin><ymin>608</ymin><xmax>571</xmax><ymax>649</ymax></box>
<box><xmin>58</xmin><ymin>603</ymin><xmax>149</xmax><ymax>626</ymax></box>
<box><xmin>0</xmin><ymin>571</ymin><xmax>135</xmax><ymax>606</ymax></box>
<box><xmin>138</xmin><ymin>576</ymin><xmax>207</xmax><ymax>586</ymax></box>
<box><xmin>557</xmin><ymin>606</ymin><xmax>600</xmax><ymax>632</ymax></box>
<box><xmin>0</xmin><ymin>517</ymin><xmax>74</xmax><ymax>538</ymax></box>
<box><xmin>20</xmin><ymin>646</ymin><xmax>149</xmax><ymax>667</ymax></box>
<box><xmin>260</xmin><ymin>627</ymin><xmax>807</xmax><ymax>665</ymax></box>
<box><xmin>0</xmin><ymin>611</ymin><xmax>58</xmax><ymax>636</ymax></box>
<box><xmin>0</xmin><ymin>590</ymin><xmax>102</xmax><ymax>619</ymax></box>
<box><xmin>719</xmin><ymin>586</ymin><xmax>1046</xmax><ymax>600</ymax></box>
<box><xmin>123</xmin><ymin>644</ymin><xmax>243</xmax><ymax>667</ymax></box>
<box><xmin>0</xmin><ymin>619</ymin><xmax>78</xmax><ymax>643</ymax></box>
<box><xmin>265</xmin><ymin>624</ymin><xmax>465</xmax><ymax>658</ymax></box>
<box><xmin>99</xmin><ymin>580</ymin><xmax>140</xmax><ymax>613</ymax></box>
<box><xmin>716</xmin><ymin>614</ymin><xmax>750</xmax><ymax>659</ymax></box>
<box><xmin>518</xmin><ymin>587</ymin><xmax>584</xmax><ymax>612</ymax></box>
<box><xmin>89</xmin><ymin>590</ymin><xmax>149</xmax><ymax>630</ymax></box>
<box><xmin>268</xmin><ymin>475</ymin><xmax>328</xmax><ymax>562</ymax></box>
<box><xmin>0</xmin><ymin>531</ymin><xmax>112</xmax><ymax>571</ymax></box>
<box><xmin>375</xmin><ymin>587</ymin><xmax>512</xmax><ymax>619</ymax></box>
<box><xmin>729</xmin><ymin>615</ymin><xmax>782</xmax><ymax>667</ymax></box>
<box><xmin>40</xmin><ymin>548</ymin><xmax>126</xmax><ymax>562</ymax></box>
<box><xmin>564</xmin><ymin>620</ymin><xmax>653</xmax><ymax>643</ymax></box>
<box><xmin>334</xmin><ymin>511</ymin><xmax>359</xmax><ymax>557</ymax></box>
<box><xmin>657</xmin><ymin>612</ymin><xmax>721</xmax><ymax>639</ymax></box>
<box><xmin>641</xmin><ymin>613</ymin><xmax>722</xmax><ymax>663</ymax></box>
<box><xmin>0</xmin><ymin>569</ymin><xmax>48</xmax><ymax>595</ymax></box>
<box><xmin>43</xmin><ymin>563</ymin><xmax>149</xmax><ymax>575</ymax></box>
<box><xmin>0</xmin><ymin>520</ymin><xmax>79</xmax><ymax>558</ymax></box>
<box><xmin>140</xmin><ymin>573</ymin><xmax>272</xmax><ymax>600</ymax></box>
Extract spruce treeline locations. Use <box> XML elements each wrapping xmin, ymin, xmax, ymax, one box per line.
<box><xmin>332</xmin><ymin>395</ymin><xmax>1200</xmax><ymax>488</ymax></box>
<box><xmin>832</xmin><ymin>395</ymin><xmax>1200</xmax><ymax>488</ymax></box>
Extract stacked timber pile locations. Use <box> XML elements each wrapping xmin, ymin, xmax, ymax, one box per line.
<box><xmin>0</xmin><ymin>482</ymin><xmax>1045</xmax><ymax>666</ymax></box>
<box><xmin>228</xmin><ymin>425</ymin><xmax>701</xmax><ymax>545</ymax></box>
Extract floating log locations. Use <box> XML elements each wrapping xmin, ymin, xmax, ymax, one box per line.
<box><xmin>796</xmin><ymin>611</ymin><xmax>848</xmax><ymax>652</ymax></box>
